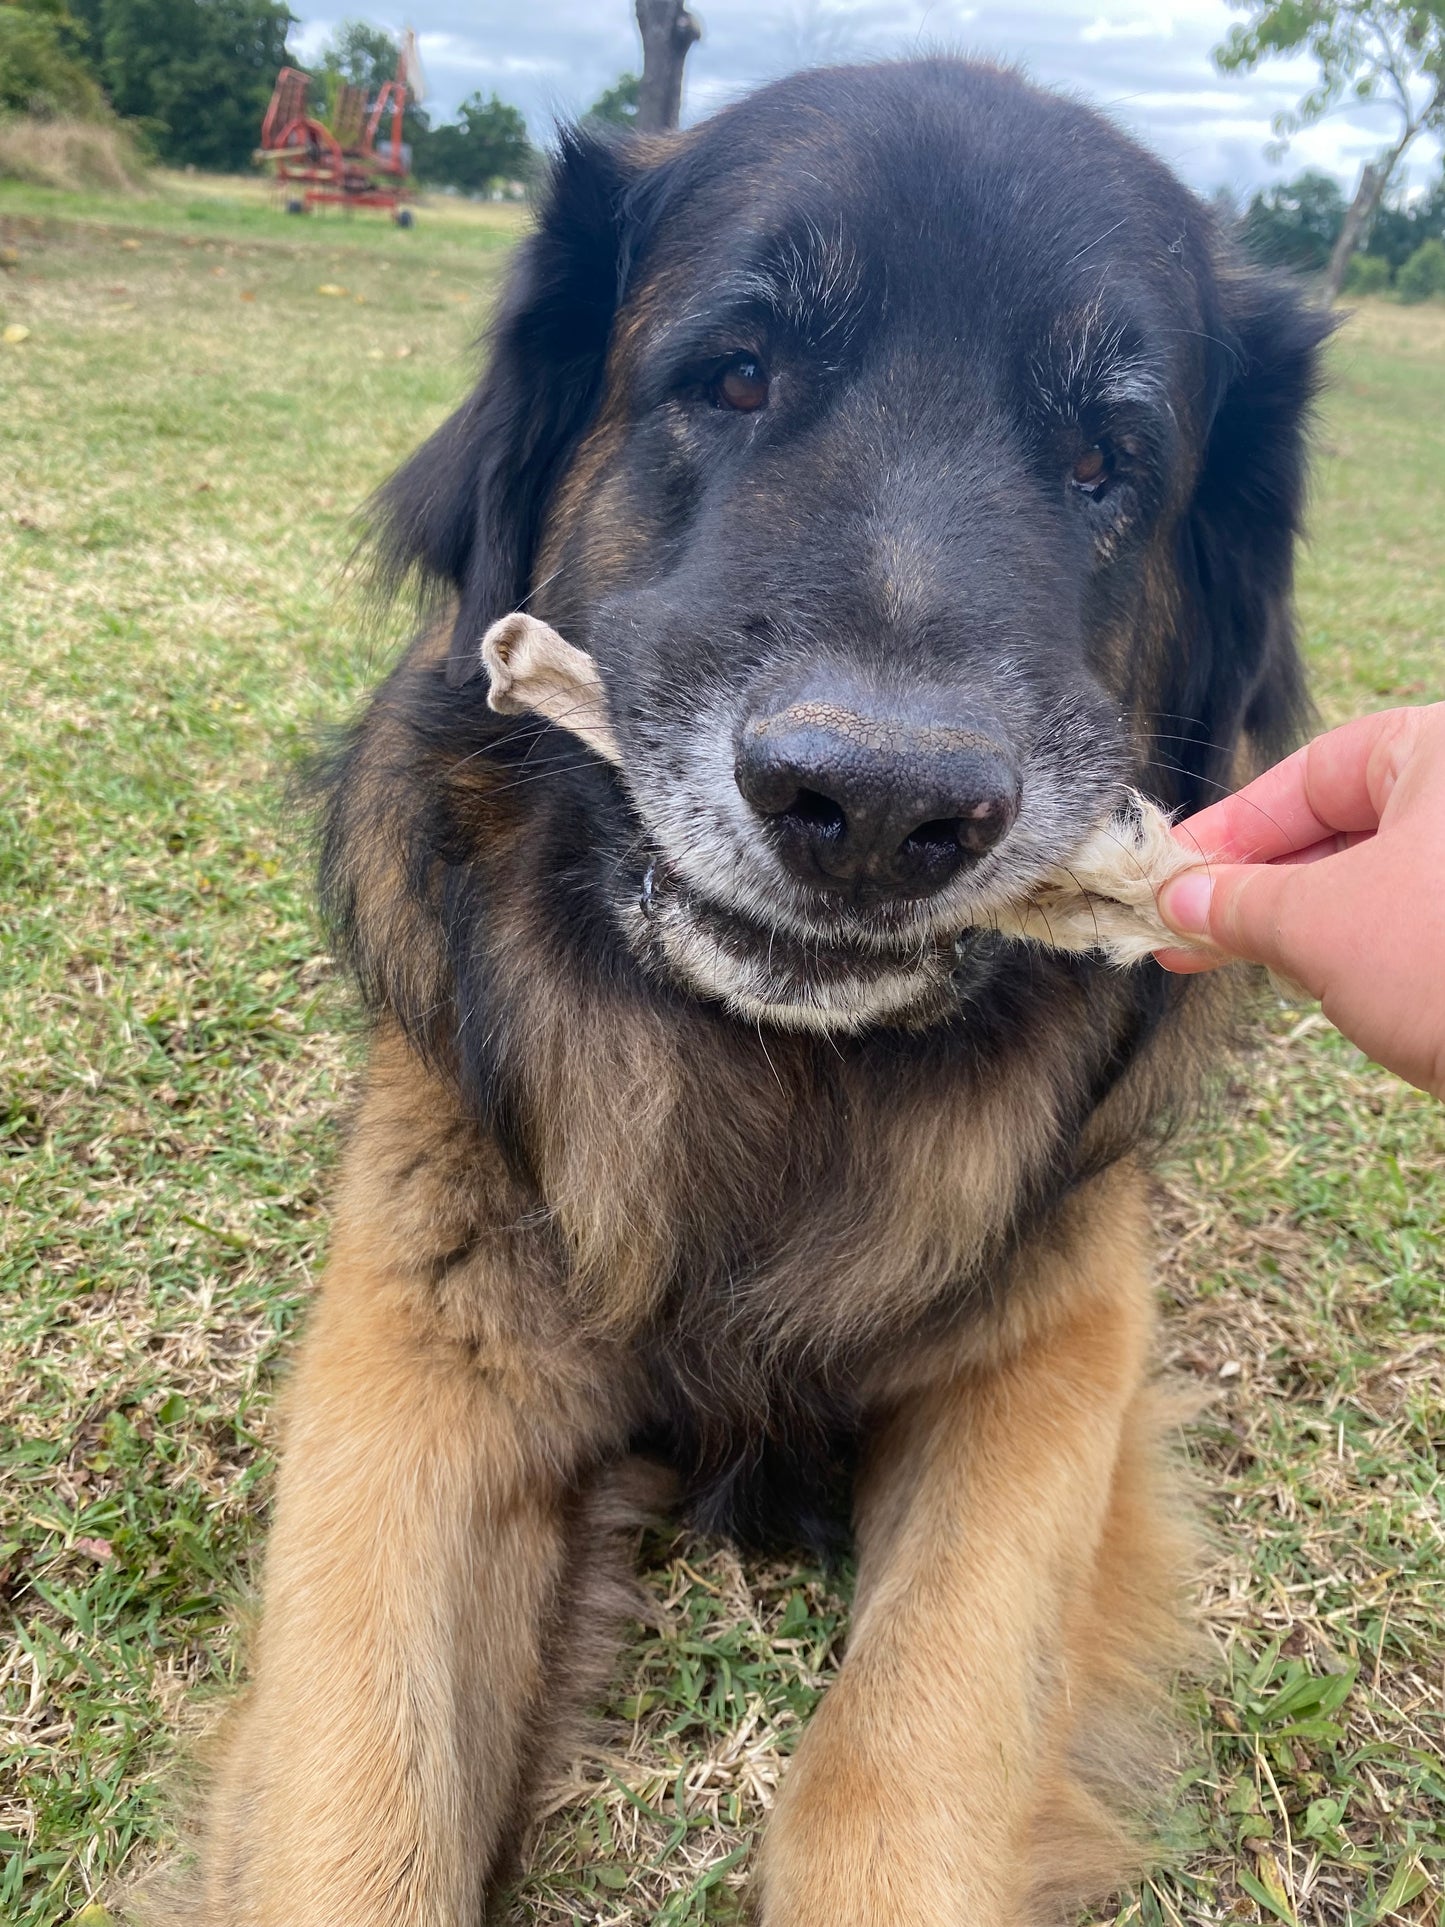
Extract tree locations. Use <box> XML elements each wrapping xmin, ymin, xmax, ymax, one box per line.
<box><xmin>587</xmin><ymin>70</ymin><xmax>639</xmax><ymax>126</ymax></box>
<box><xmin>1364</xmin><ymin>165</ymin><xmax>1445</xmax><ymax>267</ymax></box>
<box><xmin>100</xmin><ymin>0</ymin><xmax>293</xmax><ymax>168</ymax></box>
<box><xmin>1215</xmin><ymin>0</ymin><xmax>1445</xmax><ymax>305</ymax></box>
<box><xmin>1238</xmin><ymin>169</ymin><xmax>1348</xmax><ymax>269</ymax></box>
<box><xmin>634</xmin><ymin>0</ymin><xmax>698</xmax><ymax>132</ymax></box>
<box><xmin>412</xmin><ymin>90</ymin><xmax>531</xmax><ymax>192</ymax></box>
<box><xmin>315</xmin><ymin>17</ymin><xmax>397</xmax><ymax>99</ymax></box>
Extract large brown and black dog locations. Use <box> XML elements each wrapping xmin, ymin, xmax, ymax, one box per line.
<box><xmin>179</xmin><ymin>57</ymin><xmax>1329</xmax><ymax>1927</ymax></box>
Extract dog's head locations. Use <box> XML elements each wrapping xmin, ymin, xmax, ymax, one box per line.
<box><xmin>376</xmin><ymin>59</ymin><xmax>1327</xmax><ymax>1033</ymax></box>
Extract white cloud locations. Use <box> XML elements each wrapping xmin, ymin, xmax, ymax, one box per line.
<box><xmin>1080</xmin><ymin>18</ymin><xmax>1161</xmax><ymax>46</ymax></box>
<box><xmin>287</xmin><ymin>17</ymin><xmax>334</xmax><ymax>64</ymax></box>
<box><xmin>414</xmin><ymin>35</ymin><xmax>567</xmax><ymax>79</ymax></box>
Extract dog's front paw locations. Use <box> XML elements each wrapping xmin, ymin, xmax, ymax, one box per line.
<box><xmin>754</xmin><ymin>1721</ymin><xmax>1010</xmax><ymax>1927</ymax></box>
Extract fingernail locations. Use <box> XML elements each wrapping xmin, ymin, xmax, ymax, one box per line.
<box><xmin>1160</xmin><ymin>871</ymin><xmax>1213</xmax><ymax>936</ymax></box>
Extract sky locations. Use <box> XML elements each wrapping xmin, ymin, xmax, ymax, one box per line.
<box><xmin>288</xmin><ymin>0</ymin><xmax>1444</xmax><ymax>202</ymax></box>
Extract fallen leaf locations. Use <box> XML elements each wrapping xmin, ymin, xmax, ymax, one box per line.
<box><xmin>316</xmin><ymin>282</ymin><xmax>349</xmax><ymax>297</ymax></box>
<box><xmin>394</xmin><ymin>344</ymin><xmax>412</xmax><ymax>358</ymax></box>
<box><xmin>75</xmin><ymin>1536</ymin><xmax>113</xmax><ymax>1561</ymax></box>
<box><xmin>3</xmin><ymin>323</ymin><xmax>31</xmax><ymax>345</ymax></box>
<box><xmin>120</xmin><ymin>237</ymin><xmax>141</xmax><ymax>251</ymax></box>
<box><xmin>240</xmin><ymin>289</ymin><xmax>256</xmax><ymax>302</ymax></box>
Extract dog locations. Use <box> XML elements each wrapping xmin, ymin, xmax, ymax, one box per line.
<box><xmin>174</xmin><ymin>57</ymin><xmax>1328</xmax><ymax>1927</ymax></box>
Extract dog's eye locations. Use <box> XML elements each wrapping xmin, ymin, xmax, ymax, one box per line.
<box><xmin>1069</xmin><ymin>443</ymin><xmax>1113</xmax><ymax>496</ymax></box>
<box><xmin>714</xmin><ymin>355</ymin><xmax>770</xmax><ymax>412</ymax></box>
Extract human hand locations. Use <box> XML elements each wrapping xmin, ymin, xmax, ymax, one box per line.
<box><xmin>1153</xmin><ymin>703</ymin><xmax>1445</xmax><ymax>1101</ymax></box>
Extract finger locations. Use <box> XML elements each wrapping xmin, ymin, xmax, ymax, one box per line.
<box><xmin>1166</xmin><ymin>707</ymin><xmax>1422</xmax><ymax>865</ymax></box>
<box><xmin>1156</xmin><ymin>861</ymin><xmax>1328</xmax><ymax>997</ymax></box>
<box><xmin>1152</xmin><ymin>944</ymin><xmax>1225</xmax><ymax>974</ymax></box>
<box><xmin>1274</xmin><ymin>828</ymin><xmax>1375</xmax><ymax>867</ymax></box>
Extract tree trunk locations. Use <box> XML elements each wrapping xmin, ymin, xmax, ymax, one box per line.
<box><xmin>635</xmin><ymin>0</ymin><xmax>701</xmax><ymax>132</ymax></box>
<box><xmin>1321</xmin><ymin>160</ymin><xmax>1386</xmax><ymax>307</ymax></box>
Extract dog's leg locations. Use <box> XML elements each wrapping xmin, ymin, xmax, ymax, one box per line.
<box><xmin>183</xmin><ymin>1229</ymin><xmax>631</xmax><ymax>1926</ymax></box>
<box><xmin>756</xmin><ymin>1167</ymin><xmax>1186</xmax><ymax>1927</ymax></box>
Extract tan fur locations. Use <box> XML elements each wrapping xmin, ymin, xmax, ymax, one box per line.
<box><xmin>139</xmin><ymin>1020</ymin><xmax>1197</xmax><ymax>1926</ymax></box>
<box><xmin>756</xmin><ymin>1167</ymin><xmax>1188</xmax><ymax>1925</ymax></box>
<box><xmin>136</xmin><ymin>1045</ymin><xmax>644</xmax><ymax>1926</ymax></box>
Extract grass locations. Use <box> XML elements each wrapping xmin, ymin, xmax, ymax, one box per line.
<box><xmin>1</xmin><ymin>182</ymin><xmax>1441</xmax><ymax>1927</ymax></box>
<box><xmin>0</xmin><ymin>162</ymin><xmax>527</xmax><ymax>247</ymax></box>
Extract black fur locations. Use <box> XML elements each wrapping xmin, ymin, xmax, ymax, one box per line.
<box><xmin>373</xmin><ymin>129</ymin><xmax>654</xmax><ymax>687</ymax></box>
<box><xmin>1163</xmin><ymin>274</ymin><xmax>1331</xmax><ymax>805</ymax></box>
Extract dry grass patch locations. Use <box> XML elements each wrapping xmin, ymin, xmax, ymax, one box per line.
<box><xmin>0</xmin><ymin>117</ymin><xmax>147</xmax><ymax>194</ymax></box>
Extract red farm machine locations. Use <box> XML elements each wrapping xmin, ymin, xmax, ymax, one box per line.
<box><xmin>258</xmin><ymin>33</ymin><xmax>423</xmax><ymax>224</ymax></box>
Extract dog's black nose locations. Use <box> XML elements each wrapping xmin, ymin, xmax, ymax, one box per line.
<box><xmin>735</xmin><ymin>699</ymin><xmax>1021</xmax><ymax>899</ymax></box>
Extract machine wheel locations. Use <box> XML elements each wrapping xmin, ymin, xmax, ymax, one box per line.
<box><xmin>394</xmin><ymin>207</ymin><xmax>415</xmax><ymax>229</ymax></box>
<box><xmin>285</xmin><ymin>197</ymin><xmax>306</xmax><ymax>215</ymax></box>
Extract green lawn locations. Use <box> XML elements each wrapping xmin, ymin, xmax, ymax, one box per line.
<box><xmin>1</xmin><ymin>176</ymin><xmax>1442</xmax><ymax>1927</ymax></box>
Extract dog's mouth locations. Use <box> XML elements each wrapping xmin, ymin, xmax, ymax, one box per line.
<box><xmin>621</xmin><ymin>857</ymin><xmax>1002</xmax><ymax>1032</ymax></box>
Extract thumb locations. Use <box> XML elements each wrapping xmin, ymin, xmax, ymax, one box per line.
<box><xmin>1156</xmin><ymin>862</ymin><xmax>1325</xmax><ymax>999</ymax></box>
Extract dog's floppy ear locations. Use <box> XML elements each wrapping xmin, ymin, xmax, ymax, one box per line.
<box><xmin>1160</xmin><ymin>268</ymin><xmax>1335</xmax><ymax>810</ymax></box>
<box><xmin>372</xmin><ymin>126</ymin><xmax>668</xmax><ymax>688</ymax></box>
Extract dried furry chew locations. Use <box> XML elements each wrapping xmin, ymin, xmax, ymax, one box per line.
<box><xmin>480</xmin><ymin>614</ymin><xmax>1210</xmax><ymax>968</ymax></box>
<box><xmin>986</xmin><ymin>798</ymin><xmax>1203</xmax><ymax>964</ymax></box>
<box><xmin>482</xmin><ymin>612</ymin><xmax>620</xmax><ymax>764</ymax></box>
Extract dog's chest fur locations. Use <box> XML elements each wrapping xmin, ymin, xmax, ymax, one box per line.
<box><xmin>474</xmin><ymin>949</ymin><xmax>1179</xmax><ymax>1549</ymax></box>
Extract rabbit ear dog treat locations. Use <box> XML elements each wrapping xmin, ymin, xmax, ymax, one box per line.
<box><xmin>480</xmin><ymin>612</ymin><xmax>1208</xmax><ymax>968</ymax></box>
<box><xmin>481</xmin><ymin>612</ymin><xmax>620</xmax><ymax>765</ymax></box>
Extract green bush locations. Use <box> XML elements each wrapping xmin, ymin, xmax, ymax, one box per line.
<box><xmin>1343</xmin><ymin>251</ymin><xmax>1392</xmax><ymax>295</ymax></box>
<box><xmin>1396</xmin><ymin>238</ymin><xmax>1445</xmax><ymax>303</ymax></box>
<box><xmin>0</xmin><ymin>3</ymin><xmax>104</xmax><ymax>118</ymax></box>
<box><xmin>1365</xmin><ymin>179</ymin><xmax>1445</xmax><ymax>276</ymax></box>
